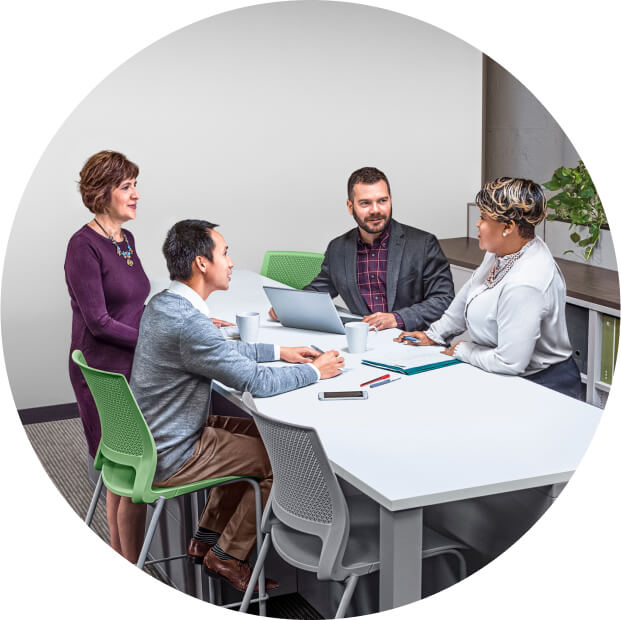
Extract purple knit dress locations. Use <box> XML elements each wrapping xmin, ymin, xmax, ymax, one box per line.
<box><xmin>65</xmin><ymin>225</ymin><xmax>150</xmax><ymax>457</ymax></box>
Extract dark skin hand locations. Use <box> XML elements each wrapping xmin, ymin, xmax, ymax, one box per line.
<box><xmin>394</xmin><ymin>330</ymin><xmax>463</xmax><ymax>356</ymax></box>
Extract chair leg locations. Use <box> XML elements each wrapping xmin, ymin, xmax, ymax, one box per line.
<box><xmin>335</xmin><ymin>574</ymin><xmax>359</xmax><ymax>619</ymax></box>
<box><xmin>447</xmin><ymin>549</ymin><xmax>467</xmax><ymax>581</ymax></box>
<box><xmin>239</xmin><ymin>532</ymin><xmax>271</xmax><ymax>613</ymax></box>
<box><xmin>247</xmin><ymin>479</ymin><xmax>267</xmax><ymax>616</ymax></box>
<box><xmin>85</xmin><ymin>472</ymin><xmax>103</xmax><ymax>526</ymax></box>
<box><xmin>137</xmin><ymin>497</ymin><xmax>166</xmax><ymax>569</ymax></box>
<box><xmin>207</xmin><ymin>576</ymin><xmax>217</xmax><ymax>604</ymax></box>
<box><xmin>190</xmin><ymin>492</ymin><xmax>205</xmax><ymax>601</ymax></box>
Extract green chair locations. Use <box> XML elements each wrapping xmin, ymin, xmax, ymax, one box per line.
<box><xmin>72</xmin><ymin>350</ymin><xmax>268</xmax><ymax>613</ymax></box>
<box><xmin>260</xmin><ymin>251</ymin><xmax>324</xmax><ymax>289</ymax></box>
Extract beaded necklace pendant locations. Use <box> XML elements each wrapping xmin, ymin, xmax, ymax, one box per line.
<box><xmin>111</xmin><ymin>234</ymin><xmax>135</xmax><ymax>266</ymax></box>
<box><xmin>93</xmin><ymin>219</ymin><xmax>135</xmax><ymax>266</ymax></box>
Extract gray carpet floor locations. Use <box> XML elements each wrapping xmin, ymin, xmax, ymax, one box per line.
<box><xmin>23</xmin><ymin>416</ymin><xmax>322</xmax><ymax>619</ymax></box>
<box><xmin>24</xmin><ymin>418</ymin><xmax>110</xmax><ymax>540</ymax></box>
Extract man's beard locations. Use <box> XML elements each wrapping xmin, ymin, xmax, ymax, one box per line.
<box><xmin>353</xmin><ymin>209</ymin><xmax>392</xmax><ymax>236</ymax></box>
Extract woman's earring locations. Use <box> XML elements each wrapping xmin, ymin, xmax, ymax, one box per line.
<box><xmin>502</xmin><ymin>231</ymin><xmax>508</xmax><ymax>237</ymax></box>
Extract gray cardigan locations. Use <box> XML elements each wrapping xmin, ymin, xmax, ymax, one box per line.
<box><xmin>130</xmin><ymin>290</ymin><xmax>317</xmax><ymax>480</ymax></box>
<box><xmin>304</xmin><ymin>220</ymin><xmax>454</xmax><ymax>330</ymax></box>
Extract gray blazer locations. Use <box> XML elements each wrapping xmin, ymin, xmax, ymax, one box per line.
<box><xmin>304</xmin><ymin>220</ymin><xmax>454</xmax><ymax>331</ymax></box>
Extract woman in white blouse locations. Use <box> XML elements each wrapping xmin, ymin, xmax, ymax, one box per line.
<box><xmin>397</xmin><ymin>177</ymin><xmax>582</xmax><ymax>399</ymax></box>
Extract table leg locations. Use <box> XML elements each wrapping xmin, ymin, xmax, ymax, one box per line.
<box><xmin>379</xmin><ymin>506</ymin><xmax>423</xmax><ymax>612</ymax></box>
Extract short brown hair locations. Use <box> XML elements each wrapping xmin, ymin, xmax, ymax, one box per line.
<box><xmin>475</xmin><ymin>177</ymin><xmax>547</xmax><ymax>239</ymax></box>
<box><xmin>78</xmin><ymin>151</ymin><xmax>139</xmax><ymax>214</ymax></box>
<box><xmin>347</xmin><ymin>167</ymin><xmax>391</xmax><ymax>201</ymax></box>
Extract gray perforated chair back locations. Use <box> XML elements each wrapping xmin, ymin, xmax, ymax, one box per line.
<box><xmin>242</xmin><ymin>393</ymin><xmax>350</xmax><ymax>581</ymax></box>
<box><xmin>239</xmin><ymin>394</ymin><xmax>469</xmax><ymax>617</ymax></box>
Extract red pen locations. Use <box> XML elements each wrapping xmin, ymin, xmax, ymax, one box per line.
<box><xmin>360</xmin><ymin>373</ymin><xmax>389</xmax><ymax>387</ymax></box>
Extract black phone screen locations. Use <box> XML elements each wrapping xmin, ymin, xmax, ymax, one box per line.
<box><xmin>322</xmin><ymin>391</ymin><xmax>364</xmax><ymax>398</ymax></box>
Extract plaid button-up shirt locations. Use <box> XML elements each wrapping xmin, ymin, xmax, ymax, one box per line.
<box><xmin>356</xmin><ymin>223</ymin><xmax>405</xmax><ymax>329</ymax></box>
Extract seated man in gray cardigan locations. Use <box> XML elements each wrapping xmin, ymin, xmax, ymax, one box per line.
<box><xmin>130</xmin><ymin>219</ymin><xmax>343</xmax><ymax>591</ymax></box>
<box><xmin>269</xmin><ymin>167</ymin><xmax>455</xmax><ymax>331</ymax></box>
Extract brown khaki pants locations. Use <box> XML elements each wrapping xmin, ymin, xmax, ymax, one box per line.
<box><xmin>154</xmin><ymin>415</ymin><xmax>272</xmax><ymax>560</ymax></box>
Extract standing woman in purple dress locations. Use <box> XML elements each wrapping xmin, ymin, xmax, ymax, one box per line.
<box><xmin>65</xmin><ymin>151</ymin><xmax>151</xmax><ymax>563</ymax></box>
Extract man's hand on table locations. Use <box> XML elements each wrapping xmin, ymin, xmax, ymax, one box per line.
<box><xmin>280</xmin><ymin>346</ymin><xmax>320</xmax><ymax>364</ymax></box>
<box><xmin>363</xmin><ymin>312</ymin><xmax>397</xmax><ymax>330</ymax></box>
<box><xmin>268</xmin><ymin>307</ymin><xmax>279</xmax><ymax>321</ymax></box>
<box><xmin>211</xmin><ymin>317</ymin><xmax>235</xmax><ymax>328</ymax></box>
<box><xmin>311</xmin><ymin>350</ymin><xmax>345</xmax><ymax>379</ymax></box>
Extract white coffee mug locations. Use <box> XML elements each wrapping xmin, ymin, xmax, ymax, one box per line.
<box><xmin>345</xmin><ymin>321</ymin><xmax>376</xmax><ymax>354</ymax></box>
<box><xmin>236</xmin><ymin>312</ymin><xmax>260</xmax><ymax>343</ymax></box>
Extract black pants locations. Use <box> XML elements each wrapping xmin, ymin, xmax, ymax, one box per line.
<box><xmin>524</xmin><ymin>356</ymin><xmax>584</xmax><ymax>400</ymax></box>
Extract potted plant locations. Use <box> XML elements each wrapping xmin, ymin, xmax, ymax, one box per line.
<box><xmin>543</xmin><ymin>161</ymin><xmax>608</xmax><ymax>261</ymax></box>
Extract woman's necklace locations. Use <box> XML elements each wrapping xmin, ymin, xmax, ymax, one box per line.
<box><xmin>93</xmin><ymin>219</ymin><xmax>134</xmax><ymax>267</ymax></box>
<box><xmin>484</xmin><ymin>239</ymin><xmax>534</xmax><ymax>289</ymax></box>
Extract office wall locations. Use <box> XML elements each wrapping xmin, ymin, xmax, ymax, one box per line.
<box><xmin>484</xmin><ymin>57</ymin><xmax>580</xmax><ymax>183</ymax></box>
<box><xmin>1</xmin><ymin>2</ymin><xmax>483</xmax><ymax>410</ymax></box>
<box><xmin>484</xmin><ymin>57</ymin><xmax>617</xmax><ymax>270</ymax></box>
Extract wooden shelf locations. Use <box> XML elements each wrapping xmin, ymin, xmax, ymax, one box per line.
<box><xmin>439</xmin><ymin>237</ymin><xmax>620</xmax><ymax>310</ymax></box>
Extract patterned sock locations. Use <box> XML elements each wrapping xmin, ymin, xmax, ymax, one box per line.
<box><xmin>212</xmin><ymin>543</ymin><xmax>241</xmax><ymax>562</ymax></box>
<box><xmin>194</xmin><ymin>527</ymin><xmax>220</xmax><ymax>545</ymax></box>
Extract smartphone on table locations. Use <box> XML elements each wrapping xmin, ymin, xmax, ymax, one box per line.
<box><xmin>318</xmin><ymin>390</ymin><xmax>368</xmax><ymax>401</ymax></box>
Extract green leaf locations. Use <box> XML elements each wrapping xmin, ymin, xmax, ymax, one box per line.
<box><xmin>570</xmin><ymin>232</ymin><xmax>581</xmax><ymax>243</ymax></box>
<box><xmin>563</xmin><ymin>249</ymin><xmax>575</xmax><ymax>255</ymax></box>
<box><xmin>591</xmin><ymin>228</ymin><xmax>601</xmax><ymax>244</ymax></box>
<box><xmin>584</xmin><ymin>246</ymin><xmax>594</xmax><ymax>261</ymax></box>
<box><xmin>543</xmin><ymin>180</ymin><xmax>562</xmax><ymax>191</ymax></box>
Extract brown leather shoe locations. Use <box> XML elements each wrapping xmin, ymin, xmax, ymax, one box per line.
<box><xmin>203</xmin><ymin>549</ymin><xmax>279</xmax><ymax>592</ymax></box>
<box><xmin>187</xmin><ymin>537</ymin><xmax>214</xmax><ymax>564</ymax></box>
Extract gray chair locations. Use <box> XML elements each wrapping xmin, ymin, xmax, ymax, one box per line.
<box><xmin>239</xmin><ymin>393</ymin><xmax>467</xmax><ymax>618</ymax></box>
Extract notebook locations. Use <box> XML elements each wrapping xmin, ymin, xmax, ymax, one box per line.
<box><xmin>362</xmin><ymin>346</ymin><xmax>462</xmax><ymax>375</ymax></box>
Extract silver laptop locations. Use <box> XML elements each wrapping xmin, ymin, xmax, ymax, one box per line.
<box><xmin>263</xmin><ymin>286</ymin><xmax>362</xmax><ymax>334</ymax></box>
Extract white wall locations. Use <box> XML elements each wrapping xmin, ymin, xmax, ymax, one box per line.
<box><xmin>1</xmin><ymin>2</ymin><xmax>482</xmax><ymax>409</ymax></box>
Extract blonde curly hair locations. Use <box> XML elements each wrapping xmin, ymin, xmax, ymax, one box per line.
<box><xmin>476</xmin><ymin>177</ymin><xmax>547</xmax><ymax>239</ymax></box>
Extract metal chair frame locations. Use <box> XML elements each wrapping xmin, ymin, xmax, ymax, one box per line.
<box><xmin>73</xmin><ymin>350</ymin><xmax>268</xmax><ymax>614</ymax></box>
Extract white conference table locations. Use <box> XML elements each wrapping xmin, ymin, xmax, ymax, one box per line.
<box><xmin>208</xmin><ymin>270</ymin><xmax>602</xmax><ymax>611</ymax></box>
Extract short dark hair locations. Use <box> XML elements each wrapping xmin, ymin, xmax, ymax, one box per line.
<box><xmin>163</xmin><ymin>219</ymin><xmax>219</xmax><ymax>281</ymax></box>
<box><xmin>347</xmin><ymin>167</ymin><xmax>391</xmax><ymax>201</ymax></box>
<box><xmin>78</xmin><ymin>151</ymin><xmax>139</xmax><ymax>214</ymax></box>
<box><xmin>475</xmin><ymin>177</ymin><xmax>547</xmax><ymax>240</ymax></box>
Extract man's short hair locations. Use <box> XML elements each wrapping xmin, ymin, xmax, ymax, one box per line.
<box><xmin>347</xmin><ymin>167</ymin><xmax>391</xmax><ymax>201</ymax></box>
<box><xmin>163</xmin><ymin>219</ymin><xmax>218</xmax><ymax>281</ymax></box>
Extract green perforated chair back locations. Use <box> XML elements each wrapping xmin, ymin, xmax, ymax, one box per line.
<box><xmin>260</xmin><ymin>251</ymin><xmax>324</xmax><ymax>289</ymax></box>
<box><xmin>71</xmin><ymin>350</ymin><xmax>158</xmax><ymax>503</ymax></box>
